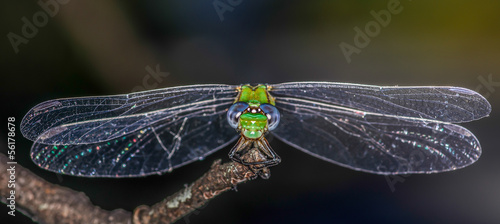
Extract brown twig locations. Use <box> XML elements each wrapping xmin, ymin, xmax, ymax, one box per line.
<box><xmin>133</xmin><ymin>160</ymin><xmax>257</xmax><ymax>224</ymax></box>
<box><xmin>0</xmin><ymin>153</ymin><xmax>260</xmax><ymax>224</ymax></box>
<box><xmin>0</xmin><ymin>153</ymin><xmax>131</xmax><ymax>224</ymax></box>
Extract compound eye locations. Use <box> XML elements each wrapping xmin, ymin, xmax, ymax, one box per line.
<box><xmin>227</xmin><ymin>102</ymin><xmax>249</xmax><ymax>129</ymax></box>
<box><xmin>260</xmin><ymin>104</ymin><xmax>280</xmax><ymax>131</ymax></box>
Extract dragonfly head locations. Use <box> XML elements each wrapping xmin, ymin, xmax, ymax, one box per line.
<box><xmin>227</xmin><ymin>102</ymin><xmax>280</xmax><ymax>139</ymax></box>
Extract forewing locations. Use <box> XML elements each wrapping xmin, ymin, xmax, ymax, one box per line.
<box><xmin>271</xmin><ymin>82</ymin><xmax>491</xmax><ymax>123</ymax></box>
<box><xmin>30</xmin><ymin>100</ymin><xmax>239</xmax><ymax>177</ymax></box>
<box><xmin>272</xmin><ymin>98</ymin><xmax>482</xmax><ymax>174</ymax></box>
<box><xmin>21</xmin><ymin>84</ymin><xmax>237</xmax><ymax>144</ymax></box>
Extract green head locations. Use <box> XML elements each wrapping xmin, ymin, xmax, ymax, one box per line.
<box><xmin>239</xmin><ymin>112</ymin><xmax>268</xmax><ymax>139</ymax></box>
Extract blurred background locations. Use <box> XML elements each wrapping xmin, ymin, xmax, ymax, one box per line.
<box><xmin>1</xmin><ymin>0</ymin><xmax>499</xmax><ymax>223</ymax></box>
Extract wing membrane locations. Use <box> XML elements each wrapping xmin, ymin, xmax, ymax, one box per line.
<box><xmin>271</xmin><ymin>82</ymin><xmax>491</xmax><ymax>123</ymax></box>
<box><xmin>21</xmin><ymin>84</ymin><xmax>237</xmax><ymax>144</ymax></box>
<box><xmin>272</xmin><ymin>97</ymin><xmax>482</xmax><ymax>174</ymax></box>
<box><xmin>30</xmin><ymin>99</ymin><xmax>238</xmax><ymax>177</ymax></box>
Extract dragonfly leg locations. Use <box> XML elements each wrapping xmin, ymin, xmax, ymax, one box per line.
<box><xmin>228</xmin><ymin>137</ymin><xmax>251</xmax><ymax>164</ymax></box>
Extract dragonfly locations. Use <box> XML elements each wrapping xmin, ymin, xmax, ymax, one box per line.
<box><xmin>20</xmin><ymin>82</ymin><xmax>491</xmax><ymax>177</ymax></box>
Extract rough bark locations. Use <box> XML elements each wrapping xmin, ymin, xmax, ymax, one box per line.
<box><xmin>0</xmin><ymin>153</ymin><xmax>262</xmax><ymax>224</ymax></box>
<box><xmin>133</xmin><ymin>160</ymin><xmax>258</xmax><ymax>224</ymax></box>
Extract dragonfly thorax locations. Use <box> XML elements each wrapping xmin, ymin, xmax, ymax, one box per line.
<box><xmin>227</xmin><ymin>84</ymin><xmax>282</xmax><ymax>170</ymax></box>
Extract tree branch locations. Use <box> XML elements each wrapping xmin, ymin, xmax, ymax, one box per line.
<box><xmin>133</xmin><ymin>160</ymin><xmax>258</xmax><ymax>223</ymax></box>
<box><xmin>0</xmin><ymin>153</ymin><xmax>261</xmax><ymax>224</ymax></box>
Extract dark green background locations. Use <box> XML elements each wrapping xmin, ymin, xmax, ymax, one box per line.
<box><xmin>1</xmin><ymin>1</ymin><xmax>499</xmax><ymax>223</ymax></box>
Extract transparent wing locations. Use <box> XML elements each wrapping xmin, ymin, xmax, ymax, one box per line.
<box><xmin>21</xmin><ymin>84</ymin><xmax>237</xmax><ymax>145</ymax></box>
<box><xmin>271</xmin><ymin>82</ymin><xmax>491</xmax><ymax>123</ymax></box>
<box><xmin>30</xmin><ymin>98</ymin><xmax>239</xmax><ymax>177</ymax></box>
<box><xmin>272</xmin><ymin>97</ymin><xmax>483</xmax><ymax>175</ymax></box>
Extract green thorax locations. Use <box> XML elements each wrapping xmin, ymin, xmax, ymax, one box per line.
<box><xmin>236</xmin><ymin>85</ymin><xmax>275</xmax><ymax>107</ymax></box>
<box><xmin>236</xmin><ymin>85</ymin><xmax>275</xmax><ymax>139</ymax></box>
